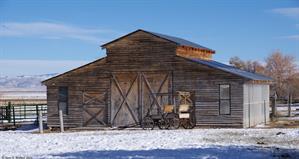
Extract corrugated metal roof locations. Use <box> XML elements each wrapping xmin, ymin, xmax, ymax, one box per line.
<box><xmin>146</xmin><ymin>30</ymin><xmax>215</xmax><ymax>52</ymax></box>
<box><xmin>188</xmin><ymin>58</ymin><xmax>273</xmax><ymax>81</ymax></box>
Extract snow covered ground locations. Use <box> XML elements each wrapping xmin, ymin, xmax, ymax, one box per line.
<box><xmin>0</xmin><ymin>128</ymin><xmax>299</xmax><ymax>158</ymax></box>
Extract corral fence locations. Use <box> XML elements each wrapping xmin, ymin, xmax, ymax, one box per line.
<box><xmin>275</xmin><ymin>103</ymin><xmax>299</xmax><ymax>117</ymax></box>
<box><xmin>270</xmin><ymin>97</ymin><xmax>299</xmax><ymax>117</ymax></box>
<box><xmin>0</xmin><ymin>101</ymin><xmax>47</xmax><ymax>129</ymax></box>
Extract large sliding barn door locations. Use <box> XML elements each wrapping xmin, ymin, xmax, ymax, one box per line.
<box><xmin>111</xmin><ymin>73</ymin><xmax>139</xmax><ymax>127</ymax></box>
<box><xmin>141</xmin><ymin>72</ymin><xmax>171</xmax><ymax>118</ymax></box>
<box><xmin>110</xmin><ymin>71</ymin><xmax>172</xmax><ymax>127</ymax></box>
<box><xmin>82</xmin><ymin>91</ymin><xmax>107</xmax><ymax>127</ymax></box>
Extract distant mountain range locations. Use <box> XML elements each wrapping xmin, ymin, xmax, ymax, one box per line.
<box><xmin>0</xmin><ymin>73</ymin><xmax>58</xmax><ymax>90</ymax></box>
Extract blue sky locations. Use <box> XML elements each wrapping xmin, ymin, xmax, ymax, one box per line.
<box><xmin>0</xmin><ymin>0</ymin><xmax>298</xmax><ymax>76</ymax></box>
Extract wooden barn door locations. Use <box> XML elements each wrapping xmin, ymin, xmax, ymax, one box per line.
<box><xmin>110</xmin><ymin>71</ymin><xmax>172</xmax><ymax>127</ymax></box>
<box><xmin>141</xmin><ymin>72</ymin><xmax>171</xmax><ymax>118</ymax></box>
<box><xmin>111</xmin><ymin>72</ymin><xmax>139</xmax><ymax>127</ymax></box>
<box><xmin>82</xmin><ymin>91</ymin><xmax>107</xmax><ymax>127</ymax></box>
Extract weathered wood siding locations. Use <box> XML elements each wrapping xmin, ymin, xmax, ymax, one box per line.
<box><xmin>105</xmin><ymin>31</ymin><xmax>177</xmax><ymax>71</ymax></box>
<box><xmin>173</xmin><ymin>57</ymin><xmax>244</xmax><ymax>127</ymax></box>
<box><xmin>46</xmin><ymin>59</ymin><xmax>110</xmax><ymax>128</ymax></box>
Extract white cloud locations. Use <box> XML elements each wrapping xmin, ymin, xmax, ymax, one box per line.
<box><xmin>0</xmin><ymin>59</ymin><xmax>90</xmax><ymax>76</ymax></box>
<box><xmin>0</xmin><ymin>22</ymin><xmax>117</xmax><ymax>43</ymax></box>
<box><xmin>280</xmin><ymin>35</ymin><xmax>299</xmax><ymax>40</ymax></box>
<box><xmin>271</xmin><ymin>7</ymin><xmax>299</xmax><ymax>19</ymax></box>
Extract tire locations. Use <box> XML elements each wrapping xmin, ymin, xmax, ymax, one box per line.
<box><xmin>181</xmin><ymin>119</ymin><xmax>188</xmax><ymax>129</ymax></box>
<box><xmin>190</xmin><ymin>118</ymin><xmax>196</xmax><ymax>129</ymax></box>
<box><xmin>142</xmin><ymin>116</ymin><xmax>154</xmax><ymax>130</ymax></box>
<box><xmin>182</xmin><ymin>119</ymin><xmax>195</xmax><ymax>129</ymax></box>
<box><xmin>158</xmin><ymin>118</ymin><xmax>168</xmax><ymax>130</ymax></box>
<box><xmin>166</xmin><ymin>113</ymin><xmax>180</xmax><ymax>129</ymax></box>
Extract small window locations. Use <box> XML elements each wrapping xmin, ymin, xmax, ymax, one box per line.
<box><xmin>219</xmin><ymin>84</ymin><xmax>231</xmax><ymax>115</ymax></box>
<box><xmin>58</xmin><ymin>87</ymin><xmax>68</xmax><ymax>115</ymax></box>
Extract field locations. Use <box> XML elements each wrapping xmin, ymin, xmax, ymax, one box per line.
<box><xmin>0</xmin><ymin>125</ymin><xmax>299</xmax><ymax>159</ymax></box>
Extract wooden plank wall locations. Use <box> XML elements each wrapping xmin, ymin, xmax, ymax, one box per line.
<box><xmin>105</xmin><ymin>31</ymin><xmax>177</xmax><ymax>71</ymax></box>
<box><xmin>173</xmin><ymin>57</ymin><xmax>245</xmax><ymax>128</ymax></box>
<box><xmin>46</xmin><ymin>59</ymin><xmax>110</xmax><ymax>128</ymax></box>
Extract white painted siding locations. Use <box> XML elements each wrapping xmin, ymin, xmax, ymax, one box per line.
<box><xmin>243</xmin><ymin>84</ymin><xmax>270</xmax><ymax>128</ymax></box>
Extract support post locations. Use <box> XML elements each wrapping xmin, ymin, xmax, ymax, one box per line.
<box><xmin>59</xmin><ymin>110</ymin><xmax>64</xmax><ymax>133</ymax></box>
<box><xmin>39</xmin><ymin>111</ymin><xmax>43</xmax><ymax>133</ymax></box>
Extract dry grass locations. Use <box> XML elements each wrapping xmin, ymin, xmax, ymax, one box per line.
<box><xmin>265</xmin><ymin>116</ymin><xmax>299</xmax><ymax>128</ymax></box>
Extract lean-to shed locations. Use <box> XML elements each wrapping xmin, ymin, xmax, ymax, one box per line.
<box><xmin>42</xmin><ymin>29</ymin><xmax>272</xmax><ymax>128</ymax></box>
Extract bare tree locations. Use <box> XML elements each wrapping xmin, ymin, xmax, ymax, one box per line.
<box><xmin>264</xmin><ymin>51</ymin><xmax>297</xmax><ymax>98</ymax></box>
<box><xmin>229</xmin><ymin>56</ymin><xmax>264</xmax><ymax>74</ymax></box>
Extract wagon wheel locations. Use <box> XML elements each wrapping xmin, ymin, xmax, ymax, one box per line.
<box><xmin>190</xmin><ymin>108</ymin><xmax>196</xmax><ymax>129</ymax></box>
<box><xmin>157</xmin><ymin>118</ymin><xmax>168</xmax><ymax>130</ymax></box>
<box><xmin>181</xmin><ymin>119</ymin><xmax>190</xmax><ymax>129</ymax></box>
<box><xmin>142</xmin><ymin>116</ymin><xmax>154</xmax><ymax>130</ymax></box>
<box><xmin>182</xmin><ymin>119</ymin><xmax>195</xmax><ymax>129</ymax></box>
<box><xmin>166</xmin><ymin>113</ymin><xmax>180</xmax><ymax>130</ymax></box>
<box><xmin>190</xmin><ymin>114</ymin><xmax>196</xmax><ymax>129</ymax></box>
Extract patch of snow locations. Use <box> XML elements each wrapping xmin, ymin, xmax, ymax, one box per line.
<box><xmin>0</xmin><ymin>128</ymin><xmax>298</xmax><ymax>158</ymax></box>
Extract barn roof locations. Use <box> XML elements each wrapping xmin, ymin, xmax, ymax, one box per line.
<box><xmin>101</xmin><ymin>29</ymin><xmax>215</xmax><ymax>53</ymax></box>
<box><xmin>187</xmin><ymin>58</ymin><xmax>273</xmax><ymax>81</ymax></box>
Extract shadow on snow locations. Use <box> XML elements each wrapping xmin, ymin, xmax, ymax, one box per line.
<box><xmin>48</xmin><ymin>146</ymin><xmax>299</xmax><ymax>159</ymax></box>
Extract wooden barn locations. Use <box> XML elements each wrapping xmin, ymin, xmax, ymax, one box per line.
<box><xmin>42</xmin><ymin>29</ymin><xmax>272</xmax><ymax>128</ymax></box>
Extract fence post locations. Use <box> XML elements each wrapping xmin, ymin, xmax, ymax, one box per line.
<box><xmin>35</xmin><ymin>105</ymin><xmax>39</xmax><ymax>125</ymax></box>
<box><xmin>271</xmin><ymin>94</ymin><xmax>277</xmax><ymax>119</ymax></box>
<box><xmin>12</xmin><ymin>106</ymin><xmax>15</xmax><ymax>126</ymax></box>
<box><xmin>39</xmin><ymin>111</ymin><xmax>43</xmax><ymax>133</ymax></box>
<box><xmin>59</xmin><ymin>110</ymin><xmax>64</xmax><ymax>133</ymax></box>
<box><xmin>264</xmin><ymin>100</ymin><xmax>266</xmax><ymax>123</ymax></box>
<box><xmin>24</xmin><ymin>105</ymin><xmax>26</xmax><ymax>119</ymax></box>
<box><xmin>288</xmin><ymin>94</ymin><xmax>292</xmax><ymax>117</ymax></box>
<box><xmin>0</xmin><ymin>107</ymin><xmax>3</xmax><ymax>123</ymax></box>
<box><xmin>7</xmin><ymin>102</ymin><xmax>11</xmax><ymax>123</ymax></box>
